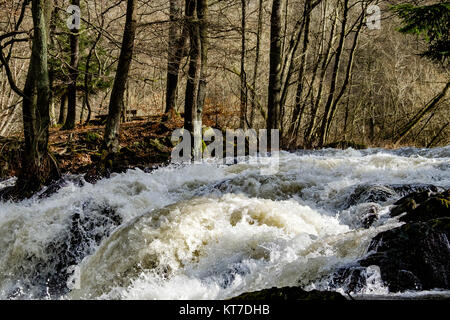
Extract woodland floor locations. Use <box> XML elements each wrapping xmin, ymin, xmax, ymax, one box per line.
<box><xmin>1</xmin><ymin>115</ymin><xmax>175</xmax><ymax>180</ymax></box>
<box><xmin>0</xmin><ymin>110</ymin><xmax>231</xmax><ymax>180</ymax></box>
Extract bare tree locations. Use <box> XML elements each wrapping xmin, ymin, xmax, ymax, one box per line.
<box><xmin>62</xmin><ymin>0</ymin><xmax>80</xmax><ymax>130</ymax></box>
<box><xmin>165</xmin><ymin>0</ymin><xmax>188</xmax><ymax>118</ymax></box>
<box><xmin>103</xmin><ymin>0</ymin><xmax>137</xmax><ymax>160</ymax></box>
<box><xmin>184</xmin><ymin>0</ymin><xmax>209</xmax><ymax>157</ymax></box>
<box><xmin>267</xmin><ymin>0</ymin><xmax>283</xmax><ymax>131</ymax></box>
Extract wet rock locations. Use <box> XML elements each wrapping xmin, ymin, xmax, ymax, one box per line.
<box><xmin>362</xmin><ymin>212</ymin><xmax>379</xmax><ymax>229</ymax></box>
<box><xmin>360</xmin><ymin>189</ymin><xmax>450</xmax><ymax>293</ymax></box>
<box><xmin>389</xmin><ymin>184</ymin><xmax>443</xmax><ymax>198</ymax></box>
<box><xmin>394</xmin><ymin>190</ymin><xmax>434</xmax><ymax>206</ymax></box>
<box><xmin>328</xmin><ymin>266</ymin><xmax>368</xmax><ymax>293</ymax></box>
<box><xmin>360</xmin><ymin>203</ymin><xmax>381</xmax><ymax>228</ymax></box>
<box><xmin>0</xmin><ymin>185</ymin><xmax>15</xmax><ymax>201</ymax></box>
<box><xmin>345</xmin><ymin>184</ymin><xmax>444</xmax><ymax>210</ymax></box>
<box><xmin>345</xmin><ymin>185</ymin><xmax>397</xmax><ymax>209</ymax></box>
<box><xmin>360</xmin><ymin>217</ymin><xmax>450</xmax><ymax>292</ymax></box>
<box><xmin>31</xmin><ymin>201</ymin><xmax>122</xmax><ymax>297</ymax></box>
<box><xmin>340</xmin><ymin>203</ymin><xmax>381</xmax><ymax>229</ymax></box>
<box><xmin>400</xmin><ymin>194</ymin><xmax>450</xmax><ymax>223</ymax></box>
<box><xmin>390</xmin><ymin>198</ymin><xmax>418</xmax><ymax>217</ymax></box>
<box><xmin>390</xmin><ymin>189</ymin><xmax>450</xmax><ymax>222</ymax></box>
<box><xmin>231</xmin><ymin>286</ymin><xmax>346</xmax><ymax>301</ymax></box>
<box><xmin>37</xmin><ymin>178</ymin><xmax>68</xmax><ymax>199</ymax></box>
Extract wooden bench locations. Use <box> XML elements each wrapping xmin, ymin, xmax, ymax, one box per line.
<box><xmin>94</xmin><ymin>110</ymin><xmax>139</xmax><ymax>123</ymax></box>
<box><xmin>94</xmin><ymin>114</ymin><xmax>109</xmax><ymax>122</ymax></box>
<box><xmin>126</xmin><ymin>109</ymin><xmax>137</xmax><ymax>117</ymax></box>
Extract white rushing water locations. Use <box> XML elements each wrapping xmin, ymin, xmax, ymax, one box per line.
<box><xmin>0</xmin><ymin>147</ymin><xmax>449</xmax><ymax>300</ymax></box>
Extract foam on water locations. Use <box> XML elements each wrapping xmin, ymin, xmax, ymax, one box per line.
<box><xmin>0</xmin><ymin>147</ymin><xmax>449</xmax><ymax>299</ymax></box>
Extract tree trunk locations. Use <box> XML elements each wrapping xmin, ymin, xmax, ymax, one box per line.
<box><xmin>58</xmin><ymin>93</ymin><xmax>67</xmax><ymax>124</ymax></box>
<box><xmin>165</xmin><ymin>0</ymin><xmax>188</xmax><ymax>117</ymax></box>
<box><xmin>289</xmin><ymin>0</ymin><xmax>313</xmax><ymax>145</ymax></box>
<box><xmin>184</xmin><ymin>0</ymin><xmax>200</xmax><ymax>135</ymax></box>
<box><xmin>17</xmin><ymin>0</ymin><xmax>57</xmax><ymax>197</ymax></box>
<box><xmin>196</xmin><ymin>0</ymin><xmax>208</xmax><ymax>116</ymax></box>
<box><xmin>318</xmin><ymin>0</ymin><xmax>348</xmax><ymax>147</ymax></box>
<box><xmin>267</xmin><ymin>0</ymin><xmax>283</xmax><ymax>131</ymax></box>
<box><xmin>84</xmin><ymin>32</ymin><xmax>102</xmax><ymax>125</ymax></box>
<box><xmin>62</xmin><ymin>0</ymin><xmax>80</xmax><ymax>130</ymax></box>
<box><xmin>305</xmin><ymin>4</ymin><xmax>337</xmax><ymax>147</ymax></box>
<box><xmin>184</xmin><ymin>0</ymin><xmax>208</xmax><ymax>159</ymax></box>
<box><xmin>324</xmin><ymin>7</ymin><xmax>365</xmax><ymax>141</ymax></box>
<box><xmin>103</xmin><ymin>0</ymin><xmax>137</xmax><ymax>158</ymax></box>
<box><xmin>250</xmin><ymin>0</ymin><xmax>263</xmax><ymax>128</ymax></box>
<box><xmin>240</xmin><ymin>0</ymin><xmax>247</xmax><ymax>129</ymax></box>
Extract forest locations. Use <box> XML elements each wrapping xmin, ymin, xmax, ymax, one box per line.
<box><xmin>0</xmin><ymin>0</ymin><xmax>449</xmax><ymax>303</ymax></box>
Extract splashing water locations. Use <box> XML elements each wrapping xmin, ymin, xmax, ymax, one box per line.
<box><xmin>0</xmin><ymin>147</ymin><xmax>449</xmax><ymax>300</ymax></box>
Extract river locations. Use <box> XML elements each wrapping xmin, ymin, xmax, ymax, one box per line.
<box><xmin>0</xmin><ymin>147</ymin><xmax>449</xmax><ymax>300</ymax></box>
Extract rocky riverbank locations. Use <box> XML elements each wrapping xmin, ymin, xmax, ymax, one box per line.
<box><xmin>329</xmin><ymin>188</ymin><xmax>450</xmax><ymax>294</ymax></box>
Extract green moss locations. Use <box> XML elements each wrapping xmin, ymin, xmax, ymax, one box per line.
<box><xmin>149</xmin><ymin>139</ymin><xmax>167</xmax><ymax>153</ymax></box>
<box><xmin>83</xmin><ymin>132</ymin><xmax>101</xmax><ymax>143</ymax></box>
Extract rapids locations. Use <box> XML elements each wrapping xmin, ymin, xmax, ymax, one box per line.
<box><xmin>0</xmin><ymin>147</ymin><xmax>449</xmax><ymax>300</ymax></box>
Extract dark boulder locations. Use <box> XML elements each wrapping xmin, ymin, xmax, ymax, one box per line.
<box><xmin>360</xmin><ymin>218</ymin><xmax>450</xmax><ymax>292</ymax></box>
<box><xmin>389</xmin><ymin>184</ymin><xmax>443</xmax><ymax>198</ymax></box>
<box><xmin>43</xmin><ymin>201</ymin><xmax>122</xmax><ymax>296</ymax></box>
<box><xmin>400</xmin><ymin>195</ymin><xmax>450</xmax><ymax>223</ymax></box>
<box><xmin>394</xmin><ymin>190</ymin><xmax>435</xmax><ymax>206</ymax></box>
<box><xmin>345</xmin><ymin>184</ymin><xmax>443</xmax><ymax>210</ymax></box>
<box><xmin>0</xmin><ymin>185</ymin><xmax>15</xmax><ymax>201</ymax></box>
<box><xmin>231</xmin><ymin>286</ymin><xmax>346</xmax><ymax>301</ymax></box>
<box><xmin>390</xmin><ymin>189</ymin><xmax>450</xmax><ymax>222</ymax></box>
<box><xmin>37</xmin><ymin>176</ymin><xmax>85</xmax><ymax>200</ymax></box>
<box><xmin>9</xmin><ymin>200</ymin><xmax>123</xmax><ymax>299</ymax></box>
<box><xmin>327</xmin><ymin>266</ymin><xmax>368</xmax><ymax>294</ymax></box>
<box><xmin>345</xmin><ymin>185</ymin><xmax>397</xmax><ymax>209</ymax></box>
<box><xmin>390</xmin><ymin>198</ymin><xmax>418</xmax><ymax>217</ymax></box>
<box><xmin>360</xmin><ymin>203</ymin><xmax>381</xmax><ymax>228</ymax></box>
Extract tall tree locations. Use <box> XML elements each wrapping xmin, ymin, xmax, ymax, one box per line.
<box><xmin>103</xmin><ymin>0</ymin><xmax>137</xmax><ymax>161</ymax></box>
<box><xmin>196</xmin><ymin>0</ymin><xmax>209</xmax><ymax>120</ymax></box>
<box><xmin>15</xmin><ymin>0</ymin><xmax>57</xmax><ymax>196</ymax></box>
<box><xmin>62</xmin><ymin>0</ymin><xmax>80</xmax><ymax>130</ymax></box>
<box><xmin>240</xmin><ymin>0</ymin><xmax>247</xmax><ymax>129</ymax></box>
<box><xmin>58</xmin><ymin>93</ymin><xmax>67</xmax><ymax>124</ymax></box>
<box><xmin>250</xmin><ymin>0</ymin><xmax>263</xmax><ymax>127</ymax></box>
<box><xmin>165</xmin><ymin>0</ymin><xmax>188</xmax><ymax>118</ymax></box>
<box><xmin>318</xmin><ymin>0</ymin><xmax>349</xmax><ymax>146</ymax></box>
<box><xmin>267</xmin><ymin>0</ymin><xmax>283</xmax><ymax>131</ymax></box>
<box><xmin>184</xmin><ymin>0</ymin><xmax>209</xmax><ymax>158</ymax></box>
<box><xmin>288</xmin><ymin>0</ymin><xmax>315</xmax><ymax>145</ymax></box>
